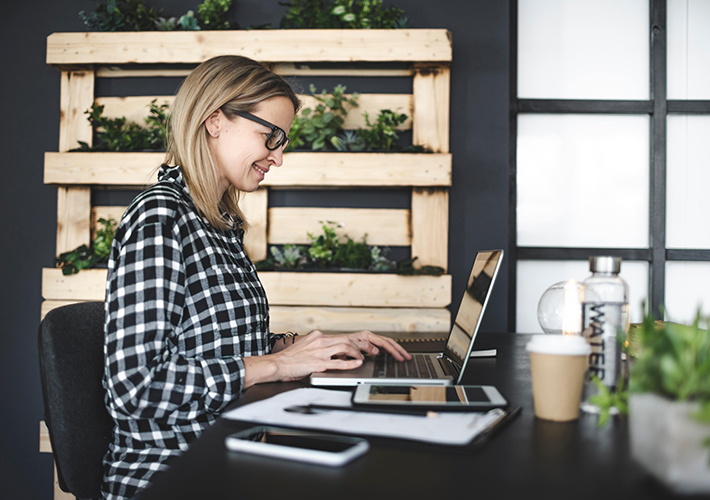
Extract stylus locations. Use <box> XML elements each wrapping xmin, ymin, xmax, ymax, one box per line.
<box><xmin>285</xmin><ymin>404</ymin><xmax>433</xmax><ymax>417</ymax></box>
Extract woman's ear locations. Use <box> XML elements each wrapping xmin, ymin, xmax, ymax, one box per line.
<box><xmin>205</xmin><ymin>110</ymin><xmax>222</xmax><ymax>138</ymax></box>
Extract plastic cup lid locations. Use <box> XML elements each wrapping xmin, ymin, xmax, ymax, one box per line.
<box><xmin>525</xmin><ymin>334</ymin><xmax>591</xmax><ymax>356</ymax></box>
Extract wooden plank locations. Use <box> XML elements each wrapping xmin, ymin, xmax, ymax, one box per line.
<box><xmin>47</xmin><ymin>30</ymin><xmax>452</xmax><ymax>66</ymax></box>
<box><xmin>260</xmin><ymin>272</ymin><xmax>452</xmax><ymax>307</ymax></box>
<box><xmin>42</xmin><ymin>268</ymin><xmax>107</xmax><ymax>301</ymax></box>
<box><xmin>94</xmin><ymin>94</ymin><xmax>412</xmax><ymax>131</ymax></box>
<box><xmin>269</xmin><ymin>306</ymin><xmax>450</xmax><ymax>333</ymax></box>
<box><xmin>41</xmin><ymin>267</ymin><xmax>451</xmax><ymax>308</ymax></box>
<box><xmin>39</xmin><ymin>421</ymin><xmax>52</xmax><ymax>453</ymax></box>
<box><xmin>266</xmin><ymin>153</ymin><xmax>452</xmax><ymax>187</ymax></box>
<box><xmin>44</xmin><ymin>152</ymin><xmax>452</xmax><ymax>187</ymax></box>
<box><xmin>241</xmin><ymin>188</ymin><xmax>268</xmax><ymax>262</ymax></box>
<box><xmin>411</xmin><ymin>188</ymin><xmax>449</xmax><ymax>271</ymax></box>
<box><xmin>41</xmin><ymin>300</ymin><xmax>84</xmax><ymax>320</ymax></box>
<box><xmin>412</xmin><ymin>65</ymin><xmax>450</xmax><ymax>153</ymax></box>
<box><xmin>45</xmin><ymin>152</ymin><xmax>161</xmax><ymax>186</ymax></box>
<box><xmin>59</xmin><ymin>70</ymin><xmax>95</xmax><ymax>152</ymax></box>
<box><xmin>268</xmin><ymin>207</ymin><xmax>410</xmax><ymax>246</ymax></box>
<box><xmin>96</xmin><ymin>63</ymin><xmax>414</xmax><ymax>78</ymax></box>
<box><xmin>56</xmin><ymin>186</ymin><xmax>91</xmax><ymax>255</ymax></box>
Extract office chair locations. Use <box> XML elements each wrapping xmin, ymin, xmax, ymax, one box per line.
<box><xmin>38</xmin><ymin>301</ymin><xmax>113</xmax><ymax>499</ymax></box>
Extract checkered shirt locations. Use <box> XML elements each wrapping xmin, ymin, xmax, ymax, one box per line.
<box><xmin>101</xmin><ymin>165</ymin><xmax>270</xmax><ymax>500</ymax></box>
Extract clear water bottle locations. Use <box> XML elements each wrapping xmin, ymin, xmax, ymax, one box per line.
<box><xmin>580</xmin><ymin>256</ymin><xmax>629</xmax><ymax>413</ymax></box>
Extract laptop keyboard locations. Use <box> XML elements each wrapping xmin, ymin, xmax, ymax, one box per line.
<box><xmin>373</xmin><ymin>353</ymin><xmax>437</xmax><ymax>379</ymax></box>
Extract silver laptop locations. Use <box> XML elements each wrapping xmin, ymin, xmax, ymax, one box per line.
<box><xmin>310</xmin><ymin>249</ymin><xmax>504</xmax><ymax>387</ymax></box>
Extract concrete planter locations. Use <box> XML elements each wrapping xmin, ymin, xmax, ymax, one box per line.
<box><xmin>629</xmin><ymin>393</ymin><xmax>710</xmax><ymax>494</ymax></box>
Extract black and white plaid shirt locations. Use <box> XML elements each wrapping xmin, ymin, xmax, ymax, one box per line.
<box><xmin>102</xmin><ymin>165</ymin><xmax>270</xmax><ymax>500</ymax></box>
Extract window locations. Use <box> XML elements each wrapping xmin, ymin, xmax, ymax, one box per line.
<box><xmin>511</xmin><ymin>0</ymin><xmax>710</xmax><ymax>332</ymax></box>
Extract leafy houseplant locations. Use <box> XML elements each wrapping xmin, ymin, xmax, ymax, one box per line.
<box><xmin>288</xmin><ymin>85</ymin><xmax>359</xmax><ymax>151</ymax></box>
<box><xmin>279</xmin><ymin>0</ymin><xmax>408</xmax><ymax>29</ymax></box>
<box><xmin>625</xmin><ymin>309</ymin><xmax>710</xmax><ymax>493</ymax></box>
<box><xmin>55</xmin><ymin>218</ymin><xmax>118</xmax><ymax>275</ymax></box>
<box><xmin>73</xmin><ymin>100</ymin><xmax>169</xmax><ymax>152</ymax></box>
<box><xmin>79</xmin><ymin>0</ymin><xmax>237</xmax><ymax>31</ymax></box>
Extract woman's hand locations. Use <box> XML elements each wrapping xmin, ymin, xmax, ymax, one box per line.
<box><xmin>243</xmin><ymin>330</ymin><xmax>411</xmax><ymax>387</ymax></box>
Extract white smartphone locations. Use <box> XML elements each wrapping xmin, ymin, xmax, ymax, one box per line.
<box><xmin>352</xmin><ymin>384</ymin><xmax>508</xmax><ymax>412</ymax></box>
<box><xmin>225</xmin><ymin>426</ymin><xmax>369</xmax><ymax>467</ymax></box>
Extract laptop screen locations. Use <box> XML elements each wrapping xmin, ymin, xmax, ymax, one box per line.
<box><xmin>443</xmin><ymin>250</ymin><xmax>503</xmax><ymax>368</ymax></box>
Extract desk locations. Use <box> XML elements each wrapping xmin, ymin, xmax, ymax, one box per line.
<box><xmin>136</xmin><ymin>333</ymin><xmax>701</xmax><ymax>500</ymax></box>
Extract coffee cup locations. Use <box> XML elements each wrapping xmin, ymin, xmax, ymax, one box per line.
<box><xmin>526</xmin><ymin>335</ymin><xmax>591</xmax><ymax>422</ymax></box>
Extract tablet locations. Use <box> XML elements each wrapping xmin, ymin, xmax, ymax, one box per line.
<box><xmin>352</xmin><ymin>384</ymin><xmax>507</xmax><ymax>412</ymax></box>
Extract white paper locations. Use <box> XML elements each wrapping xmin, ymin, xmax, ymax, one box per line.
<box><xmin>223</xmin><ymin>388</ymin><xmax>500</xmax><ymax>446</ymax></box>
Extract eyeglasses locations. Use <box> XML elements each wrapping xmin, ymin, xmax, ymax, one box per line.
<box><xmin>233</xmin><ymin>110</ymin><xmax>290</xmax><ymax>151</ymax></box>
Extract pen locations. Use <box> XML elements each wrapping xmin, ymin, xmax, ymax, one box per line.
<box><xmin>469</xmin><ymin>406</ymin><xmax>522</xmax><ymax>447</ymax></box>
<box><xmin>284</xmin><ymin>404</ymin><xmax>433</xmax><ymax>417</ymax></box>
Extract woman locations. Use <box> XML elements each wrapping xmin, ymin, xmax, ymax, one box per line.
<box><xmin>101</xmin><ymin>55</ymin><xmax>410</xmax><ymax>500</ymax></box>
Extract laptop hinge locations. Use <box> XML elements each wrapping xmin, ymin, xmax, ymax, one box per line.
<box><xmin>437</xmin><ymin>355</ymin><xmax>460</xmax><ymax>378</ymax></box>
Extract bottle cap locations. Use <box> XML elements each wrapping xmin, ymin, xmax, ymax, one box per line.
<box><xmin>589</xmin><ymin>256</ymin><xmax>621</xmax><ymax>274</ymax></box>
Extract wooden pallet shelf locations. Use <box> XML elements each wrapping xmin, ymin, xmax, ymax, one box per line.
<box><xmin>46</xmin><ymin>30</ymin><xmax>452</xmax><ymax>66</ymax></box>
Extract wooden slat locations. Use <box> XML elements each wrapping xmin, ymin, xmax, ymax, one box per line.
<box><xmin>39</xmin><ymin>421</ymin><xmax>52</xmax><ymax>453</ymax></box>
<box><xmin>42</xmin><ymin>267</ymin><xmax>451</xmax><ymax>308</ymax></box>
<box><xmin>44</xmin><ymin>152</ymin><xmax>452</xmax><ymax>187</ymax></box>
<box><xmin>47</xmin><ymin>30</ymin><xmax>452</xmax><ymax>66</ymax></box>
<box><xmin>268</xmin><ymin>207</ymin><xmax>410</xmax><ymax>246</ymax></box>
<box><xmin>241</xmin><ymin>188</ymin><xmax>268</xmax><ymax>262</ymax></box>
<box><xmin>412</xmin><ymin>65</ymin><xmax>450</xmax><ymax>153</ymax></box>
<box><xmin>42</xmin><ymin>268</ymin><xmax>107</xmax><ymax>301</ymax></box>
<box><xmin>411</xmin><ymin>188</ymin><xmax>449</xmax><ymax>271</ymax></box>
<box><xmin>260</xmin><ymin>272</ymin><xmax>451</xmax><ymax>307</ymax></box>
<box><xmin>59</xmin><ymin>70</ymin><xmax>94</xmax><ymax>152</ymax></box>
<box><xmin>56</xmin><ymin>186</ymin><xmax>91</xmax><ymax>255</ymax></box>
<box><xmin>96</xmin><ymin>63</ymin><xmax>415</xmax><ymax>78</ymax></box>
<box><xmin>265</xmin><ymin>153</ymin><xmax>452</xmax><ymax>187</ymax></box>
<box><xmin>45</xmin><ymin>152</ymin><xmax>160</xmax><ymax>185</ymax></box>
<box><xmin>269</xmin><ymin>305</ymin><xmax>450</xmax><ymax>333</ymax></box>
<box><xmin>94</xmin><ymin>94</ymin><xmax>412</xmax><ymax>131</ymax></box>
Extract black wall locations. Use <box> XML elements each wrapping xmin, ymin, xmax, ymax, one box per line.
<box><xmin>0</xmin><ymin>1</ymin><xmax>509</xmax><ymax>497</ymax></box>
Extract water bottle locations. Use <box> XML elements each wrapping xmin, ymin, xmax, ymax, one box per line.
<box><xmin>580</xmin><ymin>256</ymin><xmax>629</xmax><ymax>413</ymax></box>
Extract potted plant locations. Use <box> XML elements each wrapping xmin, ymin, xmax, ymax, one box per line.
<box><xmin>626</xmin><ymin>310</ymin><xmax>710</xmax><ymax>494</ymax></box>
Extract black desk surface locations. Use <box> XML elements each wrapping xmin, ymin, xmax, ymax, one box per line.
<box><xmin>136</xmin><ymin>332</ymin><xmax>707</xmax><ymax>500</ymax></box>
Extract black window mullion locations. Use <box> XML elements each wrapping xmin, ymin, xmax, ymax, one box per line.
<box><xmin>517</xmin><ymin>100</ymin><xmax>653</xmax><ymax>114</ymax></box>
<box><xmin>508</xmin><ymin>0</ymin><xmax>519</xmax><ymax>332</ymax></box>
<box><xmin>649</xmin><ymin>0</ymin><xmax>667</xmax><ymax>317</ymax></box>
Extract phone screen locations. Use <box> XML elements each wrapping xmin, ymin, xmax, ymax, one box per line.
<box><xmin>239</xmin><ymin>429</ymin><xmax>357</xmax><ymax>452</ymax></box>
<box><xmin>365</xmin><ymin>385</ymin><xmax>490</xmax><ymax>405</ymax></box>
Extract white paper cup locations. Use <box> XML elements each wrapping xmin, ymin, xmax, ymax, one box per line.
<box><xmin>526</xmin><ymin>335</ymin><xmax>591</xmax><ymax>422</ymax></box>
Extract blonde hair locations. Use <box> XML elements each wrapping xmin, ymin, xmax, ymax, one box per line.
<box><xmin>165</xmin><ymin>55</ymin><xmax>299</xmax><ymax>231</ymax></box>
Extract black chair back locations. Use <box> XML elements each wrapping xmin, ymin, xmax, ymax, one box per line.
<box><xmin>38</xmin><ymin>301</ymin><xmax>113</xmax><ymax>499</ymax></box>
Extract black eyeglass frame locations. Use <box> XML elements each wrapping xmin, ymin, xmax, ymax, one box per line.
<box><xmin>233</xmin><ymin>110</ymin><xmax>290</xmax><ymax>151</ymax></box>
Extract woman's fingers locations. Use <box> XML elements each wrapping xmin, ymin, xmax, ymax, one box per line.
<box><xmin>350</xmin><ymin>331</ymin><xmax>411</xmax><ymax>361</ymax></box>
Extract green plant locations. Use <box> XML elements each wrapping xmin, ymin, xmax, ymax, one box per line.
<box><xmin>55</xmin><ymin>218</ymin><xmax>118</xmax><ymax>275</ymax></box>
<box><xmin>271</xmin><ymin>244</ymin><xmax>308</xmax><ymax>269</ymax></box>
<box><xmin>80</xmin><ymin>0</ymin><xmax>162</xmax><ymax>31</ymax></box>
<box><xmin>357</xmin><ymin>109</ymin><xmax>407</xmax><ymax>151</ymax></box>
<box><xmin>331</xmin><ymin>130</ymin><xmax>367</xmax><ymax>152</ymax></box>
<box><xmin>588</xmin><ymin>375</ymin><xmax>629</xmax><ymax>428</ymax></box>
<box><xmin>197</xmin><ymin>0</ymin><xmax>236</xmax><ymax>29</ymax></box>
<box><xmin>279</xmin><ymin>0</ymin><xmax>407</xmax><ymax>29</ymax></box>
<box><xmin>80</xmin><ymin>0</ymin><xmax>236</xmax><ymax>31</ymax></box>
<box><xmin>395</xmin><ymin>257</ymin><xmax>445</xmax><ymax>276</ymax></box>
<box><xmin>74</xmin><ymin>100</ymin><xmax>169</xmax><ymax>152</ymax></box>
<box><xmin>288</xmin><ymin>85</ymin><xmax>359</xmax><ymax>151</ymax></box>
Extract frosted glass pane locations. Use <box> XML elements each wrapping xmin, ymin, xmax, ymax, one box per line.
<box><xmin>665</xmin><ymin>262</ymin><xmax>710</xmax><ymax>323</ymax></box>
<box><xmin>517</xmin><ymin>259</ymin><xmax>648</xmax><ymax>334</ymax></box>
<box><xmin>668</xmin><ymin>0</ymin><xmax>710</xmax><ymax>99</ymax></box>
<box><xmin>517</xmin><ymin>114</ymin><xmax>649</xmax><ymax>248</ymax></box>
<box><xmin>518</xmin><ymin>0</ymin><xmax>649</xmax><ymax>99</ymax></box>
<box><xmin>666</xmin><ymin>115</ymin><xmax>710</xmax><ymax>249</ymax></box>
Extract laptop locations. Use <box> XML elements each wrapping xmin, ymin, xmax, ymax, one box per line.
<box><xmin>310</xmin><ymin>249</ymin><xmax>504</xmax><ymax>387</ymax></box>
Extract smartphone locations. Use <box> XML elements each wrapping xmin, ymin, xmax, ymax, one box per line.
<box><xmin>351</xmin><ymin>384</ymin><xmax>508</xmax><ymax>412</ymax></box>
<box><xmin>225</xmin><ymin>426</ymin><xmax>369</xmax><ymax>467</ymax></box>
